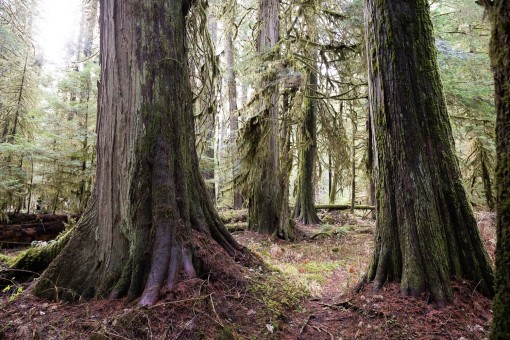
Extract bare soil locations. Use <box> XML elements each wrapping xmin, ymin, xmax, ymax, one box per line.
<box><xmin>0</xmin><ymin>210</ymin><xmax>496</xmax><ymax>339</ymax></box>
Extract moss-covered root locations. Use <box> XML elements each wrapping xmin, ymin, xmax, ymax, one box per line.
<box><xmin>8</xmin><ymin>228</ymin><xmax>72</xmax><ymax>277</ymax></box>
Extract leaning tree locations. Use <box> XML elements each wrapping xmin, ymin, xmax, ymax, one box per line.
<box><xmin>34</xmin><ymin>0</ymin><xmax>242</xmax><ymax>306</ymax></box>
<box><xmin>364</xmin><ymin>0</ymin><xmax>494</xmax><ymax>305</ymax></box>
<box><xmin>477</xmin><ymin>0</ymin><xmax>510</xmax><ymax>337</ymax></box>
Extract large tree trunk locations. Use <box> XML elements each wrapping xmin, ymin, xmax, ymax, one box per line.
<box><xmin>364</xmin><ymin>0</ymin><xmax>494</xmax><ymax>305</ymax></box>
<box><xmin>481</xmin><ymin>0</ymin><xmax>510</xmax><ymax>337</ymax></box>
<box><xmin>34</xmin><ymin>0</ymin><xmax>242</xmax><ymax>306</ymax></box>
<box><xmin>293</xmin><ymin>0</ymin><xmax>320</xmax><ymax>225</ymax></box>
<box><xmin>225</xmin><ymin>21</ymin><xmax>243</xmax><ymax>209</ymax></box>
<box><xmin>248</xmin><ymin>0</ymin><xmax>284</xmax><ymax>235</ymax></box>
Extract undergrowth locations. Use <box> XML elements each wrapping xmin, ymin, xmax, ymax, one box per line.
<box><xmin>250</xmin><ymin>268</ymin><xmax>309</xmax><ymax>330</ymax></box>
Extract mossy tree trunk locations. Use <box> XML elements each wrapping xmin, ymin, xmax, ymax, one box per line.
<box><xmin>248</xmin><ymin>0</ymin><xmax>285</xmax><ymax>235</ymax></box>
<box><xmin>225</xmin><ymin>11</ymin><xmax>243</xmax><ymax>210</ymax></box>
<box><xmin>480</xmin><ymin>0</ymin><xmax>510</xmax><ymax>337</ymax></box>
<box><xmin>34</xmin><ymin>0</ymin><xmax>242</xmax><ymax>306</ymax></box>
<box><xmin>294</xmin><ymin>65</ymin><xmax>320</xmax><ymax>224</ymax></box>
<box><xmin>366</xmin><ymin>112</ymin><xmax>376</xmax><ymax>219</ymax></box>
<box><xmin>293</xmin><ymin>0</ymin><xmax>320</xmax><ymax>225</ymax></box>
<box><xmin>481</xmin><ymin>154</ymin><xmax>495</xmax><ymax>210</ymax></box>
<box><xmin>349</xmin><ymin>104</ymin><xmax>357</xmax><ymax>214</ymax></box>
<box><xmin>364</xmin><ymin>0</ymin><xmax>494</xmax><ymax>305</ymax></box>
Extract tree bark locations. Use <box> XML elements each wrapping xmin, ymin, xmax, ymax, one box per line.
<box><xmin>293</xmin><ymin>67</ymin><xmax>320</xmax><ymax>224</ymax></box>
<box><xmin>34</xmin><ymin>0</ymin><xmax>242</xmax><ymax>306</ymax></box>
<box><xmin>364</xmin><ymin>0</ymin><xmax>494</xmax><ymax>304</ymax></box>
<box><xmin>293</xmin><ymin>0</ymin><xmax>320</xmax><ymax>225</ymax></box>
<box><xmin>481</xmin><ymin>0</ymin><xmax>510</xmax><ymax>337</ymax></box>
<box><xmin>225</xmin><ymin>23</ymin><xmax>243</xmax><ymax>209</ymax></box>
<box><xmin>350</xmin><ymin>105</ymin><xmax>357</xmax><ymax>214</ymax></box>
<box><xmin>481</xmin><ymin>156</ymin><xmax>495</xmax><ymax>210</ymax></box>
<box><xmin>248</xmin><ymin>0</ymin><xmax>285</xmax><ymax>235</ymax></box>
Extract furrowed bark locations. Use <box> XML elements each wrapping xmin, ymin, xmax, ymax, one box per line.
<box><xmin>364</xmin><ymin>0</ymin><xmax>494</xmax><ymax>304</ymax></box>
<box><xmin>34</xmin><ymin>0</ymin><xmax>242</xmax><ymax>305</ymax></box>
<box><xmin>482</xmin><ymin>0</ymin><xmax>510</xmax><ymax>337</ymax></box>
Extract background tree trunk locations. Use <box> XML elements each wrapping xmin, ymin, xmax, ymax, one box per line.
<box><xmin>225</xmin><ymin>21</ymin><xmax>243</xmax><ymax>209</ymax></box>
<box><xmin>248</xmin><ymin>0</ymin><xmax>283</xmax><ymax>235</ymax></box>
<box><xmin>293</xmin><ymin>1</ymin><xmax>320</xmax><ymax>225</ymax></box>
<box><xmin>34</xmin><ymin>0</ymin><xmax>241</xmax><ymax>306</ymax></box>
<box><xmin>364</xmin><ymin>0</ymin><xmax>494</xmax><ymax>304</ymax></box>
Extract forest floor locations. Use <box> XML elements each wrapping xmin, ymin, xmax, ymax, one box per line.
<box><xmin>0</xmin><ymin>210</ymin><xmax>496</xmax><ymax>339</ymax></box>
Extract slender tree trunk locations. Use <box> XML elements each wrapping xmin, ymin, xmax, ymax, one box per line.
<box><xmin>328</xmin><ymin>153</ymin><xmax>333</xmax><ymax>202</ymax></box>
<box><xmin>350</xmin><ymin>106</ymin><xmax>357</xmax><ymax>214</ymax></box>
<box><xmin>366</xmin><ymin>111</ymin><xmax>376</xmax><ymax>220</ymax></box>
<box><xmin>481</xmin><ymin>157</ymin><xmax>495</xmax><ymax>210</ymax></box>
<box><xmin>279</xmin><ymin>89</ymin><xmax>295</xmax><ymax>239</ymax></box>
<box><xmin>480</xmin><ymin>0</ymin><xmax>510</xmax><ymax>337</ymax></box>
<box><xmin>204</xmin><ymin>11</ymin><xmax>217</xmax><ymax>203</ymax></box>
<box><xmin>328</xmin><ymin>103</ymin><xmax>342</xmax><ymax>205</ymax></box>
<box><xmin>26</xmin><ymin>157</ymin><xmax>34</xmax><ymax>214</ymax></box>
<box><xmin>10</xmin><ymin>54</ymin><xmax>28</xmax><ymax>143</ymax></box>
<box><xmin>364</xmin><ymin>0</ymin><xmax>494</xmax><ymax>304</ymax></box>
<box><xmin>34</xmin><ymin>0</ymin><xmax>242</xmax><ymax>306</ymax></box>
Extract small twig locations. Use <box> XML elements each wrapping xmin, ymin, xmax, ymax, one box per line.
<box><xmin>148</xmin><ymin>295</ymin><xmax>208</xmax><ymax>309</ymax></box>
<box><xmin>174</xmin><ymin>315</ymin><xmax>197</xmax><ymax>340</ymax></box>
<box><xmin>208</xmin><ymin>294</ymin><xmax>224</xmax><ymax>327</ymax></box>
<box><xmin>317</xmin><ymin>325</ymin><xmax>335</xmax><ymax>340</ymax></box>
<box><xmin>472</xmin><ymin>280</ymin><xmax>482</xmax><ymax>295</ymax></box>
<box><xmin>145</xmin><ymin>314</ymin><xmax>153</xmax><ymax>339</ymax></box>
<box><xmin>300</xmin><ymin>314</ymin><xmax>315</xmax><ymax>334</ymax></box>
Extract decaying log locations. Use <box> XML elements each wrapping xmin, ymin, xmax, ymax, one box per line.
<box><xmin>0</xmin><ymin>214</ymin><xmax>77</xmax><ymax>247</ymax></box>
<box><xmin>225</xmin><ymin>222</ymin><xmax>248</xmax><ymax>232</ymax></box>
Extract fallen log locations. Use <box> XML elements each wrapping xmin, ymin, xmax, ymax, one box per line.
<box><xmin>1</xmin><ymin>228</ymin><xmax>73</xmax><ymax>286</ymax></box>
<box><xmin>218</xmin><ymin>209</ymin><xmax>248</xmax><ymax>224</ymax></box>
<box><xmin>0</xmin><ymin>214</ymin><xmax>77</xmax><ymax>247</ymax></box>
<box><xmin>225</xmin><ymin>222</ymin><xmax>248</xmax><ymax>232</ymax></box>
<box><xmin>315</xmin><ymin>204</ymin><xmax>375</xmax><ymax>210</ymax></box>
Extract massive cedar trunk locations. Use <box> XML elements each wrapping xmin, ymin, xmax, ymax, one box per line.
<box><xmin>34</xmin><ymin>0</ymin><xmax>241</xmax><ymax>306</ymax></box>
<box><xmin>482</xmin><ymin>0</ymin><xmax>510</xmax><ymax>337</ymax></box>
<box><xmin>364</xmin><ymin>0</ymin><xmax>494</xmax><ymax>304</ymax></box>
<box><xmin>247</xmin><ymin>0</ymin><xmax>283</xmax><ymax>234</ymax></box>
